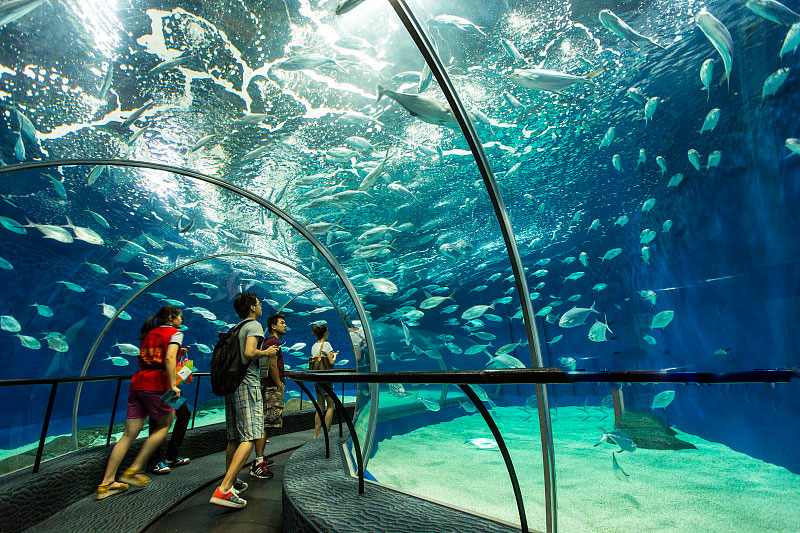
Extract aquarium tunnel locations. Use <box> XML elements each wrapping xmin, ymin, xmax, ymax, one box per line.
<box><xmin>0</xmin><ymin>0</ymin><xmax>799</xmax><ymax>531</ymax></box>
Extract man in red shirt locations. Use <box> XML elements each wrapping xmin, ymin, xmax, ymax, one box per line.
<box><xmin>250</xmin><ymin>313</ymin><xmax>286</xmax><ymax>479</ymax></box>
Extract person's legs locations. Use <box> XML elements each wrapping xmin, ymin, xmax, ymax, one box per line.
<box><xmin>129</xmin><ymin>410</ymin><xmax>174</xmax><ymax>473</ymax></box>
<box><xmin>165</xmin><ymin>403</ymin><xmax>191</xmax><ymax>462</ymax></box>
<box><xmin>314</xmin><ymin>392</ymin><xmax>324</xmax><ymax>438</ymax></box>
<box><xmin>100</xmin><ymin>417</ymin><xmax>144</xmax><ymax>485</ymax></box>
<box><xmin>324</xmin><ymin>395</ymin><xmax>335</xmax><ymax>431</ymax></box>
<box><xmin>220</xmin><ymin>440</ymin><xmax>254</xmax><ymax>492</ymax></box>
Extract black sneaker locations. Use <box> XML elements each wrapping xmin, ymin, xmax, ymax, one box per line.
<box><xmin>233</xmin><ymin>479</ymin><xmax>248</xmax><ymax>493</ymax></box>
<box><xmin>249</xmin><ymin>460</ymin><xmax>273</xmax><ymax>479</ymax></box>
<box><xmin>265</xmin><ymin>457</ymin><xmax>275</xmax><ymax>468</ymax></box>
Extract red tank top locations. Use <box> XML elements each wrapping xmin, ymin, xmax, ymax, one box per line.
<box><xmin>130</xmin><ymin>326</ymin><xmax>179</xmax><ymax>391</ymax></box>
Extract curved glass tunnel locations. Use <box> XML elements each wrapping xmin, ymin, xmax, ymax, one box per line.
<box><xmin>1</xmin><ymin>0</ymin><xmax>799</xmax><ymax>531</ymax></box>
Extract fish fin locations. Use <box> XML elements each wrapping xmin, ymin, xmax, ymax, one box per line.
<box><xmin>375</xmin><ymin>85</ymin><xmax>385</xmax><ymax>104</ymax></box>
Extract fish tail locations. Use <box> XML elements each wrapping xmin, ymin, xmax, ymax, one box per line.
<box><xmin>376</xmin><ymin>85</ymin><xmax>385</xmax><ymax>104</ymax></box>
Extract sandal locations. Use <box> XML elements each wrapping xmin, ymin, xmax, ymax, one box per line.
<box><xmin>96</xmin><ymin>482</ymin><xmax>129</xmax><ymax>500</ymax></box>
<box><xmin>119</xmin><ymin>468</ymin><xmax>151</xmax><ymax>487</ymax></box>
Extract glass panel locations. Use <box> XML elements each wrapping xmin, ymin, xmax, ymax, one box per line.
<box><xmin>0</xmin><ymin>385</ymin><xmax>51</xmax><ymax>476</ymax></box>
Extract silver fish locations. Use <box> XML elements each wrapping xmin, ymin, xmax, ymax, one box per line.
<box><xmin>149</xmin><ymin>55</ymin><xmax>191</xmax><ymax>75</ymax></box>
<box><xmin>0</xmin><ymin>0</ymin><xmax>47</xmax><ymax>27</ymax></box>
<box><xmin>762</xmin><ymin>68</ymin><xmax>790</xmax><ymax>99</ymax></box>
<box><xmin>276</xmin><ymin>54</ymin><xmax>344</xmax><ymax>73</ymax></box>
<box><xmin>599</xmin><ymin>9</ymin><xmax>665</xmax><ymax>49</ymax></box>
<box><xmin>120</xmin><ymin>100</ymin><xmax>155</xmax><ymax>130</ymax></box>
<box><xmin>695</xmin><ymin>9</ymin><xmax>733</xmax><ymax>89</ymax></box>
<box><xmin>780</xmin><ymin>23</ymin><xmax>800</xmax><ymax>57</ymax></box>
<box><xmin>335</xmin><ymin>0</ymin><xmax>366</xmax><ymax>15</ymax></box>
<box><xmin>98</xmin><ymin>63</ymin><xmax>114</xmax><ymax>100</ymax></box>
<box><xmin>612</xmin><ymin>453</ymin><xmax>630</xmax><ymax>482</ymax></box>
<box><xmin>699</xmin><ymin>108</ymin><xmax>720</xmax><ymax>134</ymax></box>
<box><xmin>746</xmin><ymin>0</ymin><xmax>800</xmax><ymax>27</ymax></box>
<box><xmin>510</xmin><ymin>68</ymin><xmax>603</xmax><ymax>95</ymax></box>
<box><xmin>500</xmin><ymin>38</ymin><xmax>527</xmax><ymax>63</ymax></box>
<box><xmin>700</xmin><ymin>59</ymin><xmax>714</xmax><ymax>101</ymax></box>
<box><xmin>377</xmin><ymin>86</ymin><xmax>464</xmax><ymax>129</ymax></box>
<box><xmin>428</xmin><ymin>14</ymin><xmax>486</xmax><ymax>36</ymax></box>
<box><xmin>594</xmin><ymin>427</ymin><xmax>637</xmax><ymax>453</ymax></box>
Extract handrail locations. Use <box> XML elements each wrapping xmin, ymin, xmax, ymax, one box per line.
<box><xmin>287</xmin><ymin>368</ymin><xmax>799</xmax><ymax>385</ymax></box>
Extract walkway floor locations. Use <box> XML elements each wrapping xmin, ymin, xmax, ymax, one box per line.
<box><xmin>146</xmin><ymin>447</ymin><xmax>293</xmax><ymax>533</ymax></box>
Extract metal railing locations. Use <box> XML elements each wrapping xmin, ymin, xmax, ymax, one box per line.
<box><xmin>287</xmin><ymin>367</ymin><xmax>799</xmax><ymax>533</ymax></box>
<box><xmin>0</xmin><ymin>371</ymin><xmax>354</xmax><ymax>474</ymax></box>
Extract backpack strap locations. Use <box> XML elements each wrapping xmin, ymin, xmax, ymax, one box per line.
<box><xmin>233</xmin><ymin>319</ymin><xmax>255</xmax><ymax>368</ymax></box>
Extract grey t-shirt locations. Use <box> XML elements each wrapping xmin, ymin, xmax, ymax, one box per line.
<box><xmin>237</xmin><ymin>319</ymin><xmax>264</xmax><ymax>387</ymax></box>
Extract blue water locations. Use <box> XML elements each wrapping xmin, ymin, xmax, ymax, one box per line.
<box><xmin>0</xmin><ymin>0</ymin><xmax>797</xmax><ymax>518</ymax></box>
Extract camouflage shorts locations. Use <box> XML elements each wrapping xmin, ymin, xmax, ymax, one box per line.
<box><xmin>261</xmin><ymin>381</ymin><xmax>284</xmax><ymax>428</ymax></box>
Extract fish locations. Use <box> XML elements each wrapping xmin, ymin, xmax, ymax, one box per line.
<box><xmin>464</xmin><ymin>343</ymin><xmax>490</xmax><ymax>355</ymax></box>
<box><xmin>643</xmin><ymin>334</ymin><xmax>658</xmax><ymax>345</ymax></box>
<box><xmin>16</xmin><ymin>333</ymin><xmax>41</xmax><ymax>350</ymax></box>
<box><xmin>593</xmin><ymin>283</ymin><xmax>608</xmax><ymax>292</ymax></box>
<box><xmin>420</xmin><ymin>293</ymin><xmax>454</xmax><ymax>309</ymax></box>
<box><xmin>64</xmin><ymin>217</ymin><xmax>104</xmax><ymax>245</ymax></box>
<box><xmin>656</xmin><ymin>156</ymin><xmax>667</xmax><ymax>176</ymax></box>
<box><xmin>612</xmin><ymin>453</ymin><xmax>630</xmax><ymax>482</ymax></box>
<box><xmin>0</xmin><ymin>0</ymin><xmax>46</xmax><ymax>26</ymax></box>
<box><xmin>188</xmin><ymin>292</ymin><xmax>211</xmax><ymax>300</ymax></box>
<box><xmin>99</xmin><ymin>302</ymin><xmax>116</xmax><ymax>319</ymax></box>
<box><xmin>700</xmin><ymin>59</ymin><xmax>714</xmax><ymax>101</ymax></box>
<box><xmin>599</xmin><ymin>126</ymin><xmax>615</xmax><ymax>148</ymax></box>
<box><xmin>103</xmin><ymin>354</ymin><xmax>129</xmax><ymax>366</ymax></box>
<box><xmin>1</xmin><ymin>315</ymin><xmax>22</xmax><ymax>332</ymax></box>
<box><xmin>358</xmin><ymin>149</ymin><xmax>392</xmax><ymax>191</ymax></box>
<box><xmin>787</xmin><ymin>137</ymin><xmax>800</xmax><ymax>156</ymax></box>
<box><xmin>109</xmin><ymin>283</ymin><xmax>132</xmax><ymax>291</ymax></box>
<box><xmin>416</xmin><ymin>395</ymin><xmax>441</xmax><ymax>411</ymax></box>
<box><xmin>13</xmin><ymin>133</ymin><xmax>25</xmax><ymax>161</ymax></box>
<box><xmin>113</xmin><ymin>342</ymin><xmax>140</xmax><ymax>356</ymax></box>
<box><xmin>641</xmin><ymin>246</ymin><xmax>651</xmax><ymax>265</ymax></box>
<box><xmin>762</xmin><ymin>68</ymin><xmax>790</xmax><ymax>99</ymax></box>
<box><xmin>56</xmin><ymin>280</ymin><xmax>85</xmax><ymax>292</ymax></box>
<box><xmin>612</xmin><ymin>154</ymin><xmax>623</xmax><ymax>172</ymax></box>
<box><xmin>0</xmin><ymin>215</ymin><xmax>26</xmax><ymax>234</ymax></box>
<box><xmin>780</xmin><ymin>22</ymin><xmax>800</xmax><ymax>58</ymax></box>
<box><xmin>461</xmin><ymin>304</ymin><xmax>494</xmax><ymax>321</ymax></box>
<box><xmin>535</xmin><ymin>305</ymin><xmax>553</xmax><ymax>317</ymax></box>
<box><xmin>276</xmin><ymin>54</ymin><xmax>344</xmax><ymax>72</ymax></box>
<box><xmin>650</xmin><ymin>310</ymin><xmax>675</xmax><ymax>329</ymax></box>
<box><xmin>466</xmin><ymin>437</ymin><xmax>497</xmax><ymax>449</ymax></box>
<box><xmin>651</xmin><ymin>390</ymin><xmax>676</xmax><ymax>409</ymax></box>
<box><xmin>699</xmin><ymin>108</ymin><xmax>721</xmax><ymax>134</ymax></box>
<box><xmin>335</xmin><ymin>0</ymin><xmax>366</xmax><ymax>15</ymax></box>
<box><xmin>601</xmin><ymin>248</ymin><xmax>622</xmax><ymax>262</ymax></box>
<box><xmin>614</xmin><ymin>215</ymin><xmax>629</xmax><ymax>227</ymax></box>
<box><xmin>559</xmin><ymin>303</ymin><xmax>599</xmax><ymax>328</ymax></box>
<box><xmin>707</xmin><ymin>151</ymin><xmax>722</xmax><ymax>170</ymax></box>
<box><xmin>626</xmin><ymin>86</ymin><xmax>647</xmax><ymax>104</ymax></box>
<box><xmin>588</xmin><ymin>316</ymin><xmax>612</xmax><ymax>342</ymax></box>
<box><xmin>123</xmin><ymin>270</ymin><xmax>148</xmax><ymax>281</ymax></box>
<box><xmin>594</xmin><ymin>428</ymin><xmax>637</xmax><ymax>453</ymax></box>
<box><xmin>746</xmin><ymin>0</ymin><xmax>800</xmax><ymax>27</ymax></box>
<box><xmin>688</xmin><ymin>149</ymin><xmax>702</xmax><ymax>171</ymax></box>
<box><xmin>500</xmin><ymin>38</ymin><xmax>527</xmax><ymax>64</ymax></box>
<box><xmin>471</xmin><ymin>331</ymin><xmax>496</xmax><ymax>341</ymax></box>
<box><xmin>445</xmin><ymin>342</ymin><xmax>462</xmax><ymax>354</ymax></box>
<box><xmin>667</xmin><ymin>173</ymin><xmax>684</xmax><ymax>187</ymax></box>
<box><xmin>662</xmin><ymin>219</ymin><xmax>673</xmax><ymax>233</ymax></box>
<box><xmin>24</xmin><ymin>218</ymin><xmax>73</xmax><ymax>243</ymax></box>
<box><xmin>547</xmin><ymin>335</ymin><xmax>563</xmax><ymax>345</ymax></box>
<box><xmin>98</xmin><ymin>63</ymin><xmax>113</xmax><ymax>99</ymax></box>
<box><xmin>377</xmin><ymin>86</ymin><xmax>464</xmax><ymax>129</ymax></box>
<box><xmin>428</xmin><ymin>14</ymin><xmax>487</xmax><ymax>36</ymax></box>
<box><xmin>418</xmin><ymin>37</ymin><xmax>437</xmax><ymax>93</ymax></box>
<box><xmin>565</xmin><ymin>271</ymin><xmax>586</xmax><ymax>282</ymax></box>
<box><xmin>486</xmin><ymin>353</ymin><xmax>526</xmax><ymax>369</ymax></box>
<box><xmin>599</xmin><ymin>9</ymin><xmax>665</xmax><ymax>49</ymax></box>
<box><xmin>642</xmin><ymin>198</ymin><xmax>656</xmax><ymax>212</ymax></box>
<box><xmin>194</xmin><ymin>282</ymin><xmax>218</xmax><ymax>290</ymax></box>
<box><xmin>636</xmin><ymin>148</ymin><xmax>646</xmax><ymax>169</ymax></box>
<box><xmin>533</xmin><ymin>269</ymin><xmax>548</xmax><ymax>277</ymax></box>
<box><xmin>639</xmin><ymin>290</ymin><xmax>657</xmax><ymax>306</ymax></box>
<box><xmin>160</xmin><ymin>298</ymin><xmax>184</xmax><ymax>306</ymax></box>
<box><xmin>31</xmin><ymin>303</ymin><xmax>53</xmax><ymax>317</ymax></box>
<box><xmin>559</xmin><ymin>357</ymin><xmax>576</xmax><ymax>371</ymax></box>
<box><xmin>588</xmin><ymin>218</ymin><xmax>600</xmax><ymax>231</ymax></box>
<box><xmin>459</xmin><ymin>401</ymin><xmax>477</xmax><ymax>413</ymax></box>
<box><xmin>579</xmin><ymin>252</ymin><xmax>589</xmax><ymax>267</ymax></box>
<box><xmin>509</xmin><ymin>68</ymin><xmax>604</xmax><ymax>94</ymax></box>
<box><xmin>695</xmin><ymin>9</ymin><xmax>734</xmax><ymax>89</ymax></box>
<box><xmin>643</xmin><ymin>97</ymin><xmax>659</xmax><ymax>127</ymax></box>
<box><xmin>86</xmin><ymin>209</ymin><xmax>110</xmax><ymax>228</ymax></box>
<box><xmin>640</xmin><ymin>229</ymin><xmax>657</xmax><ymax>244</ymax></box>
<box><xmin>0</xmin><ymin>256</ymin><xmax>12</xmax><ymax>270</ymax></box>
<box><xmin>191</xmin><ymin>134</ymin><xmax>224</xmax><ymax>152</ymax></box>
<box><xmin>149</xmin><ymin>55</ymin><xmax>192</xmax><ymax>75</ymax></box>
<box><xmin>120</xmin><ymin>100</ymin><xmax>155</xmax><ymax>130</ymax></box>
<box><xmin>87</xmin><ymin>165</ymin><xmax>107</xmax><ymax>185</ymax></box>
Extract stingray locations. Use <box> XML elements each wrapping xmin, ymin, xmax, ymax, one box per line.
<box><xmin>615</xmin><ymin>411</ymin><xmax>696</xmax><ymax>450</ymax></box>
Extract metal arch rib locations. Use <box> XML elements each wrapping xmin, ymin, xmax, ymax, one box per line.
<box><xmin>71</xmin><ymin>252</ymin><xmax>357</xmax><ymax>447</ymax></box>
<box><xmin>0</xmin><ymin>159</ymin><xmax>379</xmax><ymax>458</ymax></box>
<box><xmin>384</xmin><ymin>3</ymin><xmax>557</xmax><ymax>530</ymax></box>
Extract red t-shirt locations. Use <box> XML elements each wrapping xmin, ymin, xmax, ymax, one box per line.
<box><xmin>130</xmin><ymin>326</ymin><xmax>183</xmax><ymax>391</ymax></box>
<box><xmin>261</xmin><ymin>335</ymin><xmax>285</xmax><ymax>385</ymax></box>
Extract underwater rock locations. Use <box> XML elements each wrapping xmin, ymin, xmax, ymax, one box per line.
<box><xmin>615</xmin><ymin>410</ymin><xmax>696</xmax><ymax>450</ymax></box>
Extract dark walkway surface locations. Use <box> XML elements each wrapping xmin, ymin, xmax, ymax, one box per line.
<box><xmin>147</xmin><ymin>446</ymin><xmax>296</xmax><ymax>533</ymax></box>
<box><xmin>27</xmin><ymin>429</ymin><xmax>314</xmax><ymax>532</ymax></box>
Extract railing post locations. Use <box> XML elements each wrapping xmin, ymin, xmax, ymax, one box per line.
<box><xmin>459</xmin><ymin>384</ymin><xmax>528</xmax><ymax>532</ymax></box>
<box><xmin>33</xmin><ymin>383</ymin><xmax>58</xmax><ymax>473</ymax></box>
<box><xmin>321</xmin><ymin>383</ymin><xmax>363</xmax><ymax>494</ymax></box>
<box><xmin>292</xmin><ymin>380</ymin><xmax>329</xmax><ymax>458</ymax></box>
<box><xmin>339</xmin><ymin>381</ymin><xmax>344</xmax><ymax>438</ymax></box>
<box><xmin>191</xmin><ymin>375</ymin><xmax>201</xmax><ymax>430</ymax></box>
<box><xmin>106</xmin><ymin>378</ymin><xmax>123</xmax><ymax>446</ymax></box>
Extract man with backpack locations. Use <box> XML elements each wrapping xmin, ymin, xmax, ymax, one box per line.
<box><xmin>209</xmin><ymin>292</ymin><xmax>278</xmax><ymax>509</ymax></box>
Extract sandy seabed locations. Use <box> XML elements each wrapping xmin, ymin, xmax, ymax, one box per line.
<box><xmin>368</xmin><ymin>405</ymin><xmax>800</xmax><ymax>532</ymax></box>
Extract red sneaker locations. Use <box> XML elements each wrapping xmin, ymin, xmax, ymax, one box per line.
<box><xmin>210</xmin><ymin>486</ymin><xmax>247</xmax><ymax>508</ymax></box>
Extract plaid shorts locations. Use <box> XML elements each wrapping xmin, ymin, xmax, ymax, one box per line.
<box><xmin>261</xmin><ymin>381</ymin><xmax>284</xmax><ymax>428</ymax></box>
<box><xmin>225</xmin><ymin>383</ymin><xmax>263</xmax><ymax>442</ymax></box>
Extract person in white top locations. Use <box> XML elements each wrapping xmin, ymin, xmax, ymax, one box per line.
<box><xmin>310</xmin><ymin>324</ymin><xmax>337</xmax><ymax>438</ymax></box>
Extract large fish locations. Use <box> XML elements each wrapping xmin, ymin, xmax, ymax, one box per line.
<box><xmin>0</xmin><ymin>0</ymin><xmax>47</xmax><ymax>27</ymax></box>
<box><xmin>427</xmin><ymin>14</ymin><xmax>487</xmax><ymax>37</ymax></box>
<box><xmin>509</xmin><ymin>68</ymin><xmax>604</xmax><ymax>95</ymax></box>
<box><xmin>276</xmin><ymin>54</ymin><xmax>344</xmax><ymax>73</ymax></box>
<box><xmin>746</xmin><ymin>0</ymin><xmax>800</xmax><ymax>27</ymax></box>
<box><xmin>695</xmin><ymin>9</ymin><xmax>734</xmax><ymax>89</ymax></box>
<box><xmin>335</xmin><ymin>0</ymin><xmax>366</xmax><ymax>15</ymax></box>
<box><xmin>377</xmin><ymin>86</ymin><xmax>467</xmax><ymax>129</ymax></box>
<box><xmin>558</xmin><ymin>302</ymin><xmax>599</xmax><ymax>328</ymax></box>
<box><xmin>598</xmin><ymin>9</ymin><xmax>665</xmax><ymax>49</ymax></box>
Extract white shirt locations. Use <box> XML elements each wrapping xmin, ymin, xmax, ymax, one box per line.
<box><xmin>311</xmin><ymin>341</ymin><xmax>333</xmax><ymax>358</ymax></box>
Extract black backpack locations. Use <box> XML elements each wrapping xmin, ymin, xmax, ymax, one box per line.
<box><xmin>210</xmin><ymin>319</ymin><xmax>254</xmax><ymax>396</ymax></box>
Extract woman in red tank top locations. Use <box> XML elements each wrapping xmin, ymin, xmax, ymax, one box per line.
<box><xmin>96</xmin><ymin>305</ymin><xmax>185</xmax><ymax>500</ymax></box>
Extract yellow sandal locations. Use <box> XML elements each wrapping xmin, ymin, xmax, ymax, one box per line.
<box><xmin>96</xmin><ymin>482</ymin><xmax>129</xmax><ymax>500</ymax></box>
<box><xmin>119</xmin><ymin>468</ymin><xmax>150</xmax><ymax>487</ymax></box>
